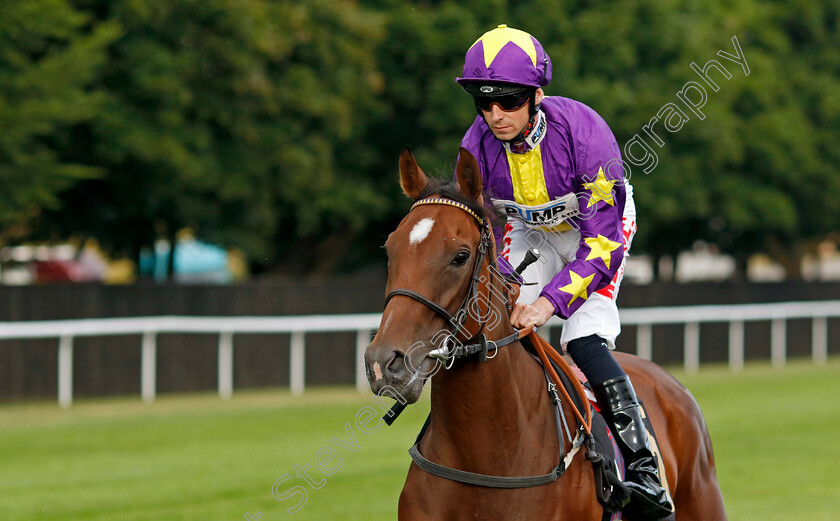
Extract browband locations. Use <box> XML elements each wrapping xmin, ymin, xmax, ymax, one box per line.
<box><xmin>411</xmin><ymin>197</ymin><xmax>484</xmax><ymax>226</ymax></box>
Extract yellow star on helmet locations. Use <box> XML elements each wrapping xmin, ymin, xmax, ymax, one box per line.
<box><xmin>582</xmin><ymin>166</ymin><xmax>616</xmax><ymax>208</ymax></box>
<box><xmin>473</xmin><ymin>25</ymin><xmax>537</xmax><ymax>68</ymax></box>
<box><xmin>584</xmin><ymin>235</ymin><xmax>622</xmax><ymax>269</ymax></box>
<box><xmin>559</xmin><ymin>270</ymin><xmax>595</xmax><ymax>305</ymax></box>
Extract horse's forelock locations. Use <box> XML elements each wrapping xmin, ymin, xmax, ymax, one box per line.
<box><xmin>415</xmin><ymin>178</ymin><xmax>488</xmax><ymax>224</ymax></box>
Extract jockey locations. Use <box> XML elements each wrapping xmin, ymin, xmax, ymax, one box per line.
<box><xmin>456</xmin><ymin>25</ymin><xmax>673</xmax><ymax>520</ymax></box>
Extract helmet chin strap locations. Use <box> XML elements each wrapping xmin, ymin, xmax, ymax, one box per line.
<box><xmin>504</xmin><ymin>104</ymin><xmax>545</xmax><ymax>154</ymax></box>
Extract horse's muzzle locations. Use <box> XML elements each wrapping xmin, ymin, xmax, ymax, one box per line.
<box><xmin>364</xmin><ymin>346</ymin><xmax>431</xmax><ymax>404</ymax></box>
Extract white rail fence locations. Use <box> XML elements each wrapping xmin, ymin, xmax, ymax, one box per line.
<box><xmin>1</xmin><ymin>300</ymin><xmax>838</xmax><ymax>408</ymax></box>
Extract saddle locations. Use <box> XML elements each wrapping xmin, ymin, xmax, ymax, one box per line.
<box><xmin>521</xmin><ymin>333</ymin><xmax>676</xmax><ymax>521</ymax></box>
<box><xmin>519</xmin><ymin>333</ymin><xmax>628</xmax><ymax>520</ymax></box>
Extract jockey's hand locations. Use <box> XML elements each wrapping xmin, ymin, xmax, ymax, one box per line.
<box><xmin>510</xmin><ymin>296</ymin><xmax>555</xmax><ymax>329</ymax></box>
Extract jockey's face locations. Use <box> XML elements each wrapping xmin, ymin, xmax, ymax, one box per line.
<box><xmin>480</xmin><ymin>88</ymin><xmax>544</xmax><ymax>141</ymax></box>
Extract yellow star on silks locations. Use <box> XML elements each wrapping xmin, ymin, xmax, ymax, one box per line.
<box><xmin>472</xmin><ymin>25</ymin><xmax>538</xmax><ymax>68</ymax></box>
<box><xmin>582</xmin><ymin>166</ymin><xmax>616</xmax><ymax>208</ymax></box>
<box><xmin>584</xmin><ymin>235</ymin><xmax>622</xmax><ymax>269</ymax></box>
<box><xmin>559</xmin><ymin>270</ymin><xmax>595</xmax><ymax>305</ymax></box>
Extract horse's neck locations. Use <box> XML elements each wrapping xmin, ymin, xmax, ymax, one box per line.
<box><xmin>427</xmin><ymin>330</ymin><xmax>559</xmax><ymax>474</ymax></box>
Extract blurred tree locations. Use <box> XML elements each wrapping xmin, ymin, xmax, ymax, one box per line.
<box><xmin>6</xmin><ymin>0</ymin><xmax>839</xmax><ymax>280</ymax></box>
<box><xmin>748</xmin><ymin>0</ymin><xmax>840</xmax><ymax>277</ymax></box>
<box><xmin>0</xmin><ymin>0</ymin><xmax>119</xmax><ymax>241</ymax></box>
<box><xmin>375</xmin><ymin>0</ymin><xmax>840</xmax><ymax>279</ymax></box>
<box><xmin>359</xmin><ymin>0</ymin><xmax>735</xmax><ymax>272</ymax></box>
<box><xmin>36</xmin><ymin>0</ymin><xmax>389</xmax><ymax>276</ymax></box>
<box><xmin>348</xmin><ymin>0</ymin><xmax>493</xmax><ymax>267</ymax></box>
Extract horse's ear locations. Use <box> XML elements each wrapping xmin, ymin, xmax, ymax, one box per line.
<box><xmin>399</xmin><ymin>147</ymin><xmax>429</xmax><ymax>199</ymax></box>
<box><xmin>455</xmin><ymin>147</ymin><xmax>483</xmax><ymax>202</ymax></box>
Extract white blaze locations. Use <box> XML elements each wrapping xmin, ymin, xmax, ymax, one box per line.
<box><xmin>409</xmin><ymin>218</ymin><xmax>435</xmax><ymax>245</ymax></box>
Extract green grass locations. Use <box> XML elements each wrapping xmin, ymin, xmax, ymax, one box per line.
<box><xmin>1</xmin><ymin>358</ymin><xmax>839</xmax><ymax>521</ymax></box>
<box><xmin>676</xmin><ymin>359</ymin><xmax>840</xmax><ymax>521</ymax></box>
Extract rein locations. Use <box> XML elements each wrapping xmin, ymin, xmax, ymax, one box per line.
<box><xmin>382</xmin><ymin>196</ymin><xmax>596</xmax><ymax>490</ymax></box>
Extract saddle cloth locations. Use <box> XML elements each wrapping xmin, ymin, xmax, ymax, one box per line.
<box><xmin>524</xmin><ymin>339</ymin><xmax>676</xmax><ymax>521</ymax></box>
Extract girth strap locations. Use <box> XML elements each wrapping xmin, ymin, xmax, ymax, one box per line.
<box><xmin>405</xmin><ymin>362</ymin><xmax>582</xmax><ymax>490</ymax></box>
<box><xmin>408</xmin><ymin>444</ymin><xmax>565</xmax><ymax>489</ymax></box>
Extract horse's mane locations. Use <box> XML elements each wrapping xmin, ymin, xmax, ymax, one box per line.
<box><xmin>415</xmin><ymin>178</ymin><xmax>489</xmax><ymax>223</ymax></box>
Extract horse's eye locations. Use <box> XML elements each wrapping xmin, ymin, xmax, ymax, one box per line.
<box><xmin>451</xmin><ymin>251</ymin><xmax>470</xmax><ymax>266</ymax></box>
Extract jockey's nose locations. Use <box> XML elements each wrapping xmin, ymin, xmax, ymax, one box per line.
<box><xmin>489</xmin><ymin>103</ymin><xmax>505</xmax><ymax>121</ymax></box>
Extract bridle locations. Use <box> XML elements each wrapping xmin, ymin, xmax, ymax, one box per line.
<box><xmin>383</xmin><ymin>196</ymin><xmax>518</xmax><ymax>363</ymax></box>
<box><xmin>380</xmin><ymin>195</ymin><xmax>611</xmax><ymax>495</ymax></box>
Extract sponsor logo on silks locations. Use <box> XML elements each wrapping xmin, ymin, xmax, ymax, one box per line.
<box><xmin>523</xmin><ymin>109</ymin><xmax>547</xmax><ymax>150</ymax></box>
<box><xmin>492</xmin><ymin>192</ymin><xmax>579</xmax><ymax>228</ymax></box>
<box><xmin>506</xmin><ymin>109</ymin><xmax>548</xmax><ymax>153</ymax></box>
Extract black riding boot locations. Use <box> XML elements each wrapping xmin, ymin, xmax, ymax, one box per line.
<box><xmin>594</xmin><ymin>375</ymin><xmax>674</xmax><ymax>520</ymax></box>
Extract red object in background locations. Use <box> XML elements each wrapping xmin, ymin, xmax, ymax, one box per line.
<box><xmin>33</xmin><ymin>260</ymin><xmax>102</xmax><ymax>283</ymax></box>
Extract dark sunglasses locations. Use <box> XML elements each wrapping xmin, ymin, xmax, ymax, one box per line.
<box><xmin>473</xmin><ymin>92</ymin><xmax>532</xmax><ymax>112</ymax></box>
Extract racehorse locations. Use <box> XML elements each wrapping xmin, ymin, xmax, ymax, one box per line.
<box><xmin>364</xmin><ymin>147</ymin><xmax>728</xmax><ymax>520</ymax></box>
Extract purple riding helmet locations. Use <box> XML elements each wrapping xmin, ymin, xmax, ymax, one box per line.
<box><xmin>456</xmin><ymin>25</ymin><xmax>552</xmax><ymax>120</ymax></box>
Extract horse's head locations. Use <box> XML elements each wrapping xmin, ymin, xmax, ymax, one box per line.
<box><xmin>365</xmin><ymin>147</ymin><xmax>501</xmax><ymax>403</ymax></box>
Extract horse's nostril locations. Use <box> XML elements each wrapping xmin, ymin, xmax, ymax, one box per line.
<box><xmin>386</xmin><ymin>351</ymin><xmax>407</xmax><ymax>377</ymax></box>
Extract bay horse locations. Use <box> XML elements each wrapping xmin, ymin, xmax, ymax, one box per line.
<box><xmin>364</xmin><ymin>147</ymin><xmax>727</xmax><ymax>520</ymax></box>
